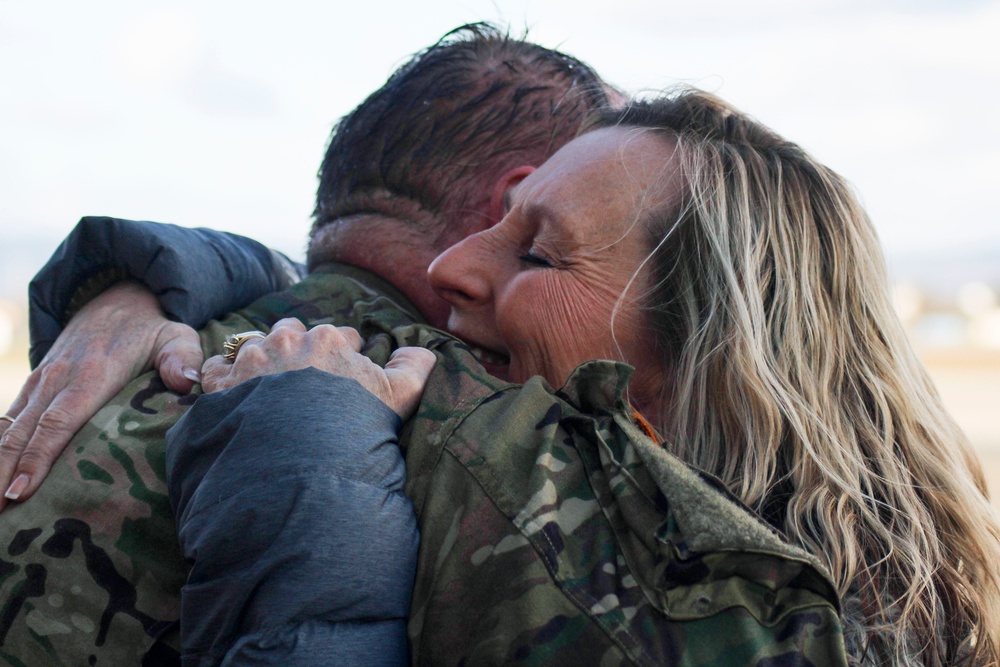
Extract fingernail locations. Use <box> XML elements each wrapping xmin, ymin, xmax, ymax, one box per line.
<box><xmin>183</xmin><ymin>367</ymin><xmax>201</xmax><ymax>383</ymax></box>
<box><xmin>5</xmin><ymin>474</ymin><xmax>29</xmax><ymax>501</ymax></box>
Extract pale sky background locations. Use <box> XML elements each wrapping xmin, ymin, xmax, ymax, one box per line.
<box><xmin>1</xmin><ymin>0</ymin><xmax>998</xmax><ymax>289</ymax></box>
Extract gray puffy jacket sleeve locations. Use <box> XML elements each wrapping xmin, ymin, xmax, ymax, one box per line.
<box><xmin>167</xmin><ymin>368</ymin><xmax>417</xmax><ymax>667</ymax></box>
<box><xmin>28</xmin><ymin>216</ymin><xmax>304</xmax><ymax>367</ymax></box>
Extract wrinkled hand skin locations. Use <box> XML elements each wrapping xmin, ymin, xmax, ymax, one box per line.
<box><xmin>0</xmin><ymin>281</ymin><xmax>204</xmax><ymax>511</ymax></box>
<box><xmin>201</xmin><ymin>318</ymin><xmax>436</xmax><ymax>420</ymax></box>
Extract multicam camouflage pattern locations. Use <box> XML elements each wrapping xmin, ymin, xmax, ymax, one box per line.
<box><xmin>0</xmin><ymin>265</ymin><xmax>415</xmax><ymax>666</ymax></box>
<box><xmin>0</xmin><ymin>371</ymin><xmax>191</xmax><ymax>667</ymax></box>
<box><xmin>385</xmin><ymin>326</ymin><xmax>849</xmax><ymax>665</ymax></box>
<box><xmin>1</xmin><ymin>263</ymin><xmax>849</xmax><ymax>665</ymax></box>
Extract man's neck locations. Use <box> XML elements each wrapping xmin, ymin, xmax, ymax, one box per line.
<box><xmin>306</xmin><ymin>212</ymin><xmax>448</xmax><ymax>329</ymax></box>
<box><xmin>308</xmin><ymin>261</ymin><xmax>426</xmax><ymax>325</ymax></box>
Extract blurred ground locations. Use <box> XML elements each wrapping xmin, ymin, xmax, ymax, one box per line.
<box><xmin>919</xmin><ymin>349</ymin><xmax>1000</xmax><ymax>510</ymax></box>
<box><xmin>1</xmin><ymin>339</ymin><xmax>998</xmax><ymax>511</ymax></box>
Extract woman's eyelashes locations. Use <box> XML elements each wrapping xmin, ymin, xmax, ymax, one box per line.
<box><xmin>519</xmin><ymin>251</ymin><xmax>553</xmax><ymax>268</ymax></box>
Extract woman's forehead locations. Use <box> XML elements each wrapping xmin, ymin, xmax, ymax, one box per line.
<box><xmin>509</xmin><ymin>126</ymin><xmax>681</xmax><ymax>238</ymax></box>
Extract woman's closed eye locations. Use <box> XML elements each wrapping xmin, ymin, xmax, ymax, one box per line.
<box><xmin>519</xmin><ymin>251</ymin><xmax>553</xmax><ymax>268</ymax></box>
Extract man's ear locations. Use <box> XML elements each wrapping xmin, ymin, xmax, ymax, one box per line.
<box><xmin>488</xmin><ymin>165</ymin><xmax>536</xmax><ymax>226</ymax></box>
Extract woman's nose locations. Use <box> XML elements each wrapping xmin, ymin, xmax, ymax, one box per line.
<box><xmin>427</xmin><ymin>234</ymin><xmax>493</xmax><ymax>309</ymax></box>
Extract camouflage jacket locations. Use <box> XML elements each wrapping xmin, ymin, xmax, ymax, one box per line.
<box><xmin>392</xmin><ymin>335</ymin><xmax>847</xmax><ymax>665</ymax></box>
<box><xmin>1</xmin><ymin>264</ymin><xmax>849</xmax><ymax>666</ymax></box>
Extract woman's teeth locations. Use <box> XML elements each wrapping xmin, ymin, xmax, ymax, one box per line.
<box><xmin>470</xmin><ymin>346</ymin><xmax>509</xmax><ymax>366</ymax></box>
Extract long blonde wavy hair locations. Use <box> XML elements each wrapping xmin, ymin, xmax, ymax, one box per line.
<box><xmin>599</xmin><ymin>90</ymin><xmax>1000</xmax><ymax>665</ymax></box>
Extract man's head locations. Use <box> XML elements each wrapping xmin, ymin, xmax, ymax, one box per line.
<box><xmin>306</xmin><ymin>23</ymin><xmax>617</xmax><ymax>328</ymax></box>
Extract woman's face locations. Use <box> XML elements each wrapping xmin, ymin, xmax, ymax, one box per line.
<box><xmin>428</xmin><ymin>126</ymin><xmax>682</xmax><ymax>402</ymax></box>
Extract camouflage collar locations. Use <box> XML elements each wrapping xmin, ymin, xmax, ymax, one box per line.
<box><xmin>560</xmin><ymin>361</ymin><xmax>841</xmax><ymax>610</ymax></box>
<box><xmin>556</xmin><ymin>360</ymin><xmax>635</xmax><ymax>414</ymax></box>
<box><xmin>311</xmin><ymin>261</ymin><xmax>424</xmax><ymax>323</ymax></box>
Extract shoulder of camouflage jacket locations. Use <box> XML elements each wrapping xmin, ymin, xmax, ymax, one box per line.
<box><xmin>395</xmin><ymin>335</ymin><xmax>848</xmax><ymax>666</ymax></box>
<box><xmin>0</xmin><ymin>366</ymin><xmax>191</xmax><ymax>665</ymax></box>
<box><xmin>229</xmin><ymin>263</ymin><xmax>421</xmax><ymax>334</ymax></box>
<box><xmin>0</xmin><ymin>268</ymin><xmax>419</xmax><ymax>666</ymax></box>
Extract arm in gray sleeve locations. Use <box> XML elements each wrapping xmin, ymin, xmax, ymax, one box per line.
<box><xmin>28</xmin><ymin>216</ymin><xmax>305</xmax><ymax>366</ymax></box>
<box><xmin>166</xmin><ymin>367</ymin><xmax>417</xmax><ymax>667</ymax></box>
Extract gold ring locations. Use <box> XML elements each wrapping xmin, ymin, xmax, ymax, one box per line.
<box><xmin>222</xmin><ymin>331</ymin><xmax>267</xmax><ymax>362</ymax></box>
<box><xmin>0</xmin><ymin>415</ymin><xmax>13</xmax><ymax>424</ymax></box>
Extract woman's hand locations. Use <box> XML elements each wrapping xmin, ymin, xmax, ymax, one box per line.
<box><xmin>201</xmin><ymin>318</ymin><xmax>437</xmax><ymax>420</ymax></box>
<box><xmin>0</xmin><ymin>281</ymin><xmax>204</xmax><ymax>510</ymax></box>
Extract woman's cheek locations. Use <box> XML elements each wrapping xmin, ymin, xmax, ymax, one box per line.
<box><xmin>500</xmin><ymin>273</ymin><xmax>617</xmax><ymax>386</ymax></box>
